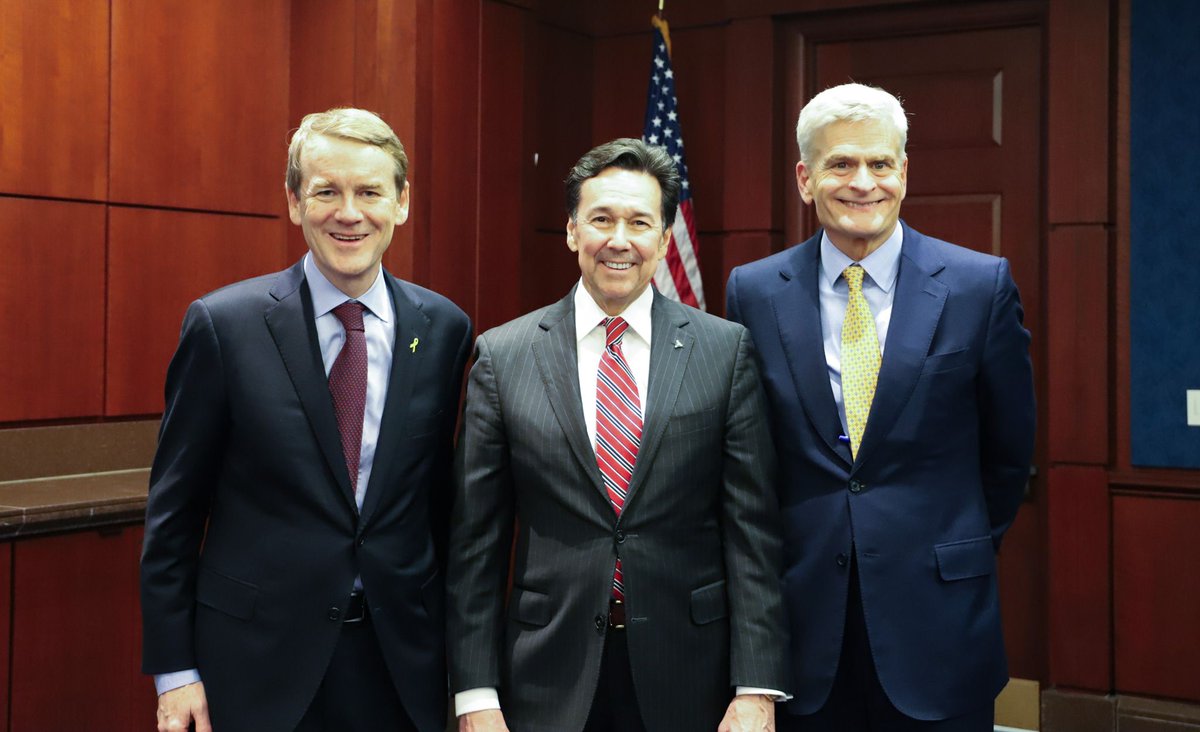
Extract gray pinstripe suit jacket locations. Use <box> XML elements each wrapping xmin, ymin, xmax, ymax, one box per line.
<box><xmin>447</xmin><ymin>287</ymin><xmax>788</xmax><ymax>732</ymax></box>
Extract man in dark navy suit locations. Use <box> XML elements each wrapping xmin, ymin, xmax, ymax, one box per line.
<box><xmin>141</xmin><ymin>108</ymin><xmax>471</xmax><ymax>732</ymax></box>
<box><xmin>727</xmin><ymin>83</ymin><xmax>1036</xmax><ymax>731</ymax></box>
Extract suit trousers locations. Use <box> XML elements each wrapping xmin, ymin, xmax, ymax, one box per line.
<box><xmin>778</xmin><ymin>557</ymin><xmax>993</xmax><ymax>732</ymax></box>
<box><xmin>294</xmin><ymin>615</ymin><xmax>417</xmax><ymax>732</ymax></box>
<box><xmin>582</xmin><ymin>629</ymin><xmax>649</xmax><ymax>732</ymax></box>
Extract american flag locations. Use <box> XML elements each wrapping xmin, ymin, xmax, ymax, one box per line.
<box><xmin>643</xmin><ymin>16</ymin><xmax>705</xmax><ymax>310</ymax></box>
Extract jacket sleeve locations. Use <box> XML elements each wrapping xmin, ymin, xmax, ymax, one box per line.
<box><xmin>446</xmin><ymin>335</ymin><xmax>516</xmax><ymax>692</ymax></box>
<box><xmin>140</xmin><ymin>299</ymin><xmax>228</xmax><ymax>673</ymax></box>
<box><xmin>976</xmin><ymin>258</ymin><xmax>1036</xmax><ymax>550</ymax></box>
<box><xmin>721</xmin><ymin>326</ymin><xmax>789</xmax><ymax>691</ymax></box>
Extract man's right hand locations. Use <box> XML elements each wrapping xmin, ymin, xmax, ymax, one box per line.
<box><xmin>458</xmin><ymin>709</ymin><xmax>510</xmax><ymax>732</ymax></box>
<box><xmin>157</xmin><ymin>681</ymin><xmax>211</xmax><ymax>732</ymax></box>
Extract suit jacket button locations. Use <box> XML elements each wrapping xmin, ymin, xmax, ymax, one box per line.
<box><xmin>328</xmin><ymin>607</ymin><xmax>341</xmax><ymax>621</ymax></box>
<box><xmin>594</xmin><ymin>615</ymin><xmax>605</xmax><ymax>634</ymax></box>
<box><xmin>836</xmin><ymin>553</ymin><xmax>848</xmax><ymax>568</ymax></box>
<box><xmin>848</xmin><ymin>479</ymin><xmax>864</xmax><ymax>494</ymax></box>
<box><xmin>615</xmin><ymin>530</ymin><xmax>626</xmax><ymax>544</ymax></box>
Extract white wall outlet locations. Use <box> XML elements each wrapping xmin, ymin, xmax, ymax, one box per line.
<box><xmin>1188</xmin><ymin>390</ymin><xmax>1200</xmax><ymax>427</ymax></box>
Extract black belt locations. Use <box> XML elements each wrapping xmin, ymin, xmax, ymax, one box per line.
<box><xmin>608</xmin><ymin>598</ymin><xmax>626</xmax><ymax>630</ymax></box>
<box><xmin>343</xmin><ymin>590</ymin><xmax>368</xmax><ymax>623</ymax></box>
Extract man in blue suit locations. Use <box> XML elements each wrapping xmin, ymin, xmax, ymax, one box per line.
<box><xmin>726</xmin><ymin>83</ymin><xmax>1035</xmax><ymax>730</ymax></box>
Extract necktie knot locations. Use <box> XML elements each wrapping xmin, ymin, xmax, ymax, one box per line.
<box><xmin>604</xmin><ymin>317</ymin><xmax>629</xmax><ymax>349</ymax></box>
<box><xmin>843</xmin><ymin>264</ymin><xmax>866</xmax><ymax>292</ymax></box>
<box><xmin>332</xmin><ymin>301</ymin><xmax>366</xmax><ymax>332</ymax></box>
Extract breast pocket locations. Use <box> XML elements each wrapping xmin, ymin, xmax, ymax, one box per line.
<box><xmin>923</xmin><ymin>347</ymin><xmax>974</xmax><ymax>375</ymax></box>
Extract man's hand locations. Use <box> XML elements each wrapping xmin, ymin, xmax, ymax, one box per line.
<box><xmin>718</xmin><ymin>693</ymin><xmax>775</xmax><ymax>732</ymax></box>
<box><xmin>459</xmin><ymin>710</ymin><xmax>510</xmax><ymax>732</ymax></box>
<box><xmin>157</xmin><ymin>681</ymin><xmax>211</xmax><ymax>732</ymax></box>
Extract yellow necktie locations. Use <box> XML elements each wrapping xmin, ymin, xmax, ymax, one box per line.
<box><xmin>841</xmin><ymin>265</ymin><xmax>881</xmax><ymax>459</ymax></box>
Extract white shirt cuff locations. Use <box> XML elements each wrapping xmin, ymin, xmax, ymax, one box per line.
<box><xmin>455</xmin><ymin>687</ymin><xmax>502</xmax><ymax>716</ymax></box>
<box><xmin>736</xmin><ymin>686</ymin><xmax>792</xmax><ymax>702</ymax></box>
<box><xmin>155</xmin><ymin>669</ymin><xmax>202</xmax><ymax>696</ymax></box>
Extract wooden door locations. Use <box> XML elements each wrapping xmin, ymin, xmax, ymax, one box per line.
<box><xmin>785</xmin><ymin>8</ymin><xmax>1046</xmax><ymax>680</ymax></box>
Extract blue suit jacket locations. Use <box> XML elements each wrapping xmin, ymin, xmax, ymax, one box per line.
<box><xmin>141</xmin><ymin>260</ymin><xmax>472</xmax><ymax>731</ymax></box>
<box><xmin>726</xmin><ymin>222</ymin><xmax>1035</xmax><ymax>721</ymax></box>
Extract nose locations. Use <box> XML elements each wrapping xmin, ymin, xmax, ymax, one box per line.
<box><xmin>849</xmin><ymin>163</ymin><xmax>876</xmax><ymax>191</ymax></box>
<box><xmin>607</xmin><ymin>221</ymin><xmax>632</xmax><ymax>249</ymax></box>
<box><xmin>334</xmin><ymin>193</ymin><xmax>363</xmax><ymax>223</ymax></box>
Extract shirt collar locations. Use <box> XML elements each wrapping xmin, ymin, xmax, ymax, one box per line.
<box><xmin>303</xmin><ymin>252</ymin><xmax>391</xmax><ymax>322</ymax></box>
<box><xmin>819</xmin><ymin>222</ymin><xmax>903</xmax><ymax>293</ymax></box>
<box><xmin>574</xmin><ymin>280</ymin><xmax>654</xmax><ymax>345</ymax></box>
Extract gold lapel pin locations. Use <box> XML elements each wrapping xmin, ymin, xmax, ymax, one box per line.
<box><xmin>409</xmin><ymin>337</ymin><xmax>419</xmax><ymax>353</ymax></box>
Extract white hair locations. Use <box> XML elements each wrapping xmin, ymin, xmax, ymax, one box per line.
<box><xmin>795</xmin><ymin>83</ymin><xmax>908</xmax><ymax>164</ymax></box>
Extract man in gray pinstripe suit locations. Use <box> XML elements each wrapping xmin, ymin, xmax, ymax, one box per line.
<box><xmin>447</xmin><ymin>138</ymin><xmax>789</xmax><ymax>732</ymax></box>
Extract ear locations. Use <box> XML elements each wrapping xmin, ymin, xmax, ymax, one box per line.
<box><xmin>795</xmin><ymin>161</ymin><xmax>814</xmax><ymax>205</ymax></box>
<box><xmin>898</xmin><ymin>156</ymin><xmax>909</xmax><ymax>201</ymax></box>
<box><xmin>566</xmin><ymin>217</ymin><xmax>579</xmax><ymax>252</ymax></box>
<box><xmin>286</xmin><ymin>184</ymin><xmax>303</xmax><ymax>225</ymax></box>
<box><xmin>658</xmin><ymin>226</ymin><xmax>672</xmax><ymax>258</ymax></box>
<box><xmin>395</xmin><ymin>181</ymin><xmax>411</xmax><ymax>226</ymax></box>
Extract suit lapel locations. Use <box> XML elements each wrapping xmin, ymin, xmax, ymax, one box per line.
<box><xmin>856</xmin><ymin>224</ymin><xmax>948</xmax><ymax>465</ymax></box>
<box><xmin>264</xmin><ymin>262</ymin><xmax>357</xmax><ymax>510</ymax></box>
<box><xmin>624</xmin><ymin>292</ymin><xmax>692</xmax><ymax>510</ymax></box>
<box><xmin>531</xmin><ymin>290</ymin><xmax>606</xmax><ymax>497</ymax></box>
<box><xmin>772</xmin><ymin>234</ymin><xmax>853</xmax><ymax>467</ymax></box>
<box><xmin>358</xmin><ymin>273</ymin><xmax>429</xmax><ymax>528</ymax></box>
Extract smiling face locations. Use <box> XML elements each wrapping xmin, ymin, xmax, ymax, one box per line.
<box><xmin>797</xmin><ymin>118</ymin><xmax>908</xmax><ymax>260</ymax></box>
<box><xmin>567</xmin><ymin>167</ymin><xmax>669</xmax><ymax>316</ymax></box>
<box><xmin>286</xmin><ymin>134</ymin><xmax>410</xmax><ymax>297</ymax></box>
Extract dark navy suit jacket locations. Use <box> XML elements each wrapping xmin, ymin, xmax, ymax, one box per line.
<box><xmin>140</xmin><ymin>260</ymin><xmax>471</xmax><ymax>732</ymax></box>
<box><xmin>726</xmin><ymin>222</ymin><xmax>1035</xmax><ymax>721</ymax></box>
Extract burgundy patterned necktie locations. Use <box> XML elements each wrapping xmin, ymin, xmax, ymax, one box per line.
<box><xmin>595</xmin><ymin>317</ymin><xmax>642</xmax><ymax>601</ymax></box>
<box><xmin>329</xmin><ymin>301</ymin><xmax>368</xmax><ymax>492</ymax></box>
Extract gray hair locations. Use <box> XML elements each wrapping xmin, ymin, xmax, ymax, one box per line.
<box><xmin>795</xmin><ymin>83</ymin><xmax>908</xmax><ymax>165</ymax></box>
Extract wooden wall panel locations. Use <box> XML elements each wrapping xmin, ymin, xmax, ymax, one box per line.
<box><xmin>1048</xmin><ymin>0</ymin><xmax>1110</xmax><ymax>224</ymax></box>
<box><xmin>530</xmin><ymin>25</ymin><xmax>592</xmax><ymax>233</ymax></box>
<box><xmin>0</xmin><ymin>542</ymin><xmax>10</xmax><ymax>732</ymax></box>
<box><xmin>670</xmin><ymin>25</ymin><xmax>727</xmax><ymax>235</ymax></box>
<box><xmin>997</xmin><ymin>501</ymin><xmax>1046</xmax><ymax>680</ymax></box>
<box><xmin>478</xmin><ymin>1</ymin><xmax>528</xmax><ymax>333</ymax></box>
<box><xmin>723</xmin><ymin>18</ymin><xmax>779</xmax><ymax>235</ymax></box>
<box><xmin>523</xmin><ymin>232</ymin><xmax>580</xmax><ymax>315</ymax></box>
<box><xmin>1047</xmin><ymin>465</ymin><xmax>1111</xmax><ymax>691</ymax></box>
<box><xmin>356</xmin><ymin>0</ymin><xmax>422</xmax><ymax>284</ymax></box>
<box><xmin>428</xmin><ymin>0</ymin><xmax>481</xmax><ymax>318</ymax></box>
<box><xmin>0</xmin><ymin>0</ymin><xmax>109</xmax><ymax>200</ymax></box>
<box><xmin>591</xmin><ymin>35</ymin><xmax>648</xmax><ymax>146</ymax></box>
<box><xmin>105</xmin><ymin>208</ymin><xmax>287</xmax><ymax>416</ymax></box>
<box><xmin>1048</xmin><ymin>227</ymin><xmax>1110</xmax><ymax>464</ymax></box>
<box><xmin>110</xmin><ymin>0</ymin><xmax>290</xmax><ymax>215</ymax></box>
<box><xmin>10</xmin><ymin>527</ymin><xmax>152</xmax><ymax>731</ymax></box>
<box><xmin>1114</xmin><ymin>494</ymin><xmax>1200</xmax><ymax>702</ymax></box>
<box><xmin>0</xmin><ymin>198</ymin><xmax>105</xmax><ymax>422</ymax></box>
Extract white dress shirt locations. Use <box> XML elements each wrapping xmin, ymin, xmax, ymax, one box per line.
<box><xmin>818</xmin><ymin>223</ymin><xmax>903</xmax><ymax>435</ymax></box>
<box><xmin>155</xmin><ymin>255</ymin><xmax>395</xmax><ymax>695</ymax></box>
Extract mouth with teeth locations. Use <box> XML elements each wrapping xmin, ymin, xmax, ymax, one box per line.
<box><xmin>839</xmin><ymin>199</ymin><xmax>884</xmax><ymax>210</ymax></box>
<box><xmin>328</xmin><ymin>232</ymin><xmax>368</xmax><ymax>244</ymax></box>
<box><xmin>601</xmin><ymin>261</ymin><xmax>635</xmax><ymax>270</ymax></box>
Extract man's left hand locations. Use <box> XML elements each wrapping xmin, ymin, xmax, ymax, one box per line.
<box><xmin>718</xmin><ymin>693</ymin><xmax>775</xmax><ymax>732</ymax></box>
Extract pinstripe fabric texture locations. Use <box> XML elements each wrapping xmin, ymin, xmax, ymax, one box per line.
<box><xmin>448</xmin><ymin>287</ymin><xmax>787</xmax><ymax>732</ymax></box>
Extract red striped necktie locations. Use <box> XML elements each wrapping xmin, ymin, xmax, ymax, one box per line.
<box><xmin>595</xmin><ymin>316</ymin><xmax>642</xmax><ymax>601</ymax></box>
